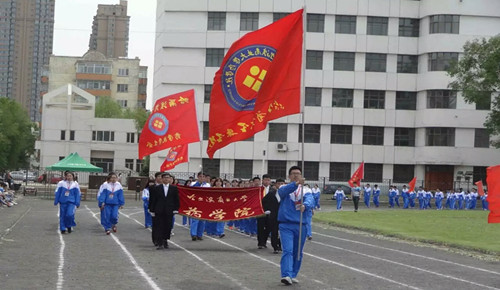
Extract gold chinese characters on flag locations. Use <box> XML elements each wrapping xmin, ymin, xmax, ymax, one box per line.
<box><xmin>177</xmin><ymin>186</ymin><xmax>265</xmax><ymax>221</ymax></box>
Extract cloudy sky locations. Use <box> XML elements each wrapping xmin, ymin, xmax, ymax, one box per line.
<box><xmin>53</xmin><ymin>0</ymin><xmax>157</xmax><ymax>108</ymax></box>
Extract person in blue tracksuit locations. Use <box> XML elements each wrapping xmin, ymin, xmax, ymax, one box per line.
<box><xmin>142</xmin><ymin>177</ymin><xmax>155</xmax><ymax>228</ymax></box>
<box><xmin>388</xmin><ymin>186</ymin><xmax>396</xmax><ymax>208</ymax></box>
<box><xmin>457</xmin><ymin>188</ymin><xmax>465</xmax><ymax>210</ymax></box>
<box><xmin>409</xmin><ymin>190</ymin><xmax>416</xmax><ymax>208</ymax></box>
<box><xmin>434</xmin><ymin>189</ymin><xmax>444</xmax><ymax>210</ymax></box>
<box><xmin>445</xmin><ymin>190</ymin><xmax>451</xmax><ymax>209</ymax></box>
<box><xmin>417</xmin><ymin>187</ymin><xmax>425</xmax><ymax>210</ymax></box>
<box><xmin>481</xmin><ymin>193</ymin><xmax>489</xmax><ymax>210</ymax></box>
<box><xmin>190</xmin><ymin>171</ymin><xmax>210</xmax><ymax>241</ymax></box>
<box><xmin>363</xmin><ymin>184</ymin><xmax>372</xmax><ymax>208</ymax></box>
<box><xmin>401</xmin><ymin>185</ymin><xmax>410</xmax><ymax>209</ymax></box>
<box><xmin>304</xmin><ymin>185</ymin><xmax>314</xmax><ymax>241</ymax></box>
<box><xmin>464</xmin><ymin>191</ymin><xmax>471</xmax><ymax>210</ymax></box>
<box><xmin>372</xmin><ymin>185</ymin><xmax>380</xmax><ymax>208</ymax></box>
<box><xmin>334</xmin><ymin>186</ymin><xmax>345</xmax><ymax>210</ymax></box>
<box><xmin>394</xmin><ymin>186</ymin><xmax>400</xmax><ymax>207</ymax></box>
<box><xmin>98</xmin><ymin>172</ymin><xmax>125</xmax><ymax>235</ymax></box>
<box><xmin>312</xmin><ymin>184</ymin><xmax>321</xmax><ymax>210</ymax></box>
<box><xmin>97</xmin><ymin>176</ymin><xmax>110</xmax><ymax>229</ymax></box>
<box><xmin>470</xmin><ymin>189</ymin><xmax>478</xmax><ymax>210</ymax></box>
<box><xmin>450</xmin><ymin>190</ymin><xmax>457</xmax><ymax>210</ymax></box>
<box><xmin>278</xmin><ymin>166</ymin><xmax>314</xmax><ymax>286</ymax></box>
<box><xmin>424</xmin><ymin>190</ymin><xmax>433</xmax><ymax>209</ymax></box>
<box><xmin>54</xmin><ymin>171</ymin><xmax>81</xmax><ymax>234</ymax></box>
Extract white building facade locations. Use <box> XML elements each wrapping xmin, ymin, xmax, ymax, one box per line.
<box><xmin>153</xmin><ymin>0</ymin><xmax>500</xmax><ymax>189</ymax></box>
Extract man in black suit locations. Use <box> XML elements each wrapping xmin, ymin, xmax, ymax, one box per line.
<box><xmin>262</xmin><ymin>177</ymin><xmax>284</xmax><ymax>254</ymax></box>
<box><xmin>148</xmin><ymin>172</ymin><xmax>179</xmax><ymax>250</ymax></box>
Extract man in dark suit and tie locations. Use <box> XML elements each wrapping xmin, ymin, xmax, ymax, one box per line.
<box><xmin>148</xmin><ymin>172</ymin><xmax>179</xmax><ymax>250</ymax></box>
<box><xmin>262</xmin><ymin>177</ymin><xmax>284</xmax><ymax>254</ymax></box>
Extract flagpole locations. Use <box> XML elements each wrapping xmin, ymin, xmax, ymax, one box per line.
<box><xmin>297</xmin><ymin>6</ymin><xmax>307</xmax><ymax>262</ymax></box>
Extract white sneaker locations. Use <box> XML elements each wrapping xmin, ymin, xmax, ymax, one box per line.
<box><xmin>291</xmin><ymin>278</ymin><xmax>299</xmax><ymax>283</ymax></box>
<box><xmin>281</xmin><ymin>277</ymin><xmax>292</xmax><ymax>285</ymax></box>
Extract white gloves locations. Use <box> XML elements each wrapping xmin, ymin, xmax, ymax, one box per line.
<box><xmin>264</xmin><ymin>210</ymin><xmax>271</xmax><ymax>215</ymax></box>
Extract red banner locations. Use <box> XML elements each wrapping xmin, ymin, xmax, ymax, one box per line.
<box><xmin>207</xmin><ymin>9</ymin><xmax>303</xmax><ymax>158</ymax></box>
<box><xmin>475</xmin><ymin>180</ymin><xmax>485</xmax><ymax>197</ymax></box>
<box><xmin>348</xmin><ymin>162</ymin><xmax>364</xmax><ymax>187</ymax></box>
<box><xmin>161</xmin><ymin>144</ymin><xmax>188</xmax><ymax>171</ymax></box>
<box><xmin>138</xmin><ymin>89</ymin><xmax>199</xmax><ymax>159</ymax></box>
<box><xmin>178</xmin><ymin>186</ymin><xmax>264</xmax><ymax>221</ymax></box>
<box><xmin>408</xmin><ymin>177</ymin><xmax>417</xmax><ymax>193</ymax></box>
<box><xmin>486</xmin><ymin>165</ymin><xmax>500</xmax><ymax>223</ymax></box>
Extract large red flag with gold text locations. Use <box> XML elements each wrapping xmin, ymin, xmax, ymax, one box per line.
<box><xmin>160</xmin><ymin>144</ymin><xmax>188</xmax><ymax>171</ymax></box>
<box><xmin>178</xmin><ymin>186</ymin><xmax>265</xmax><ymax>221</ymax></box>
<box><xmin>207</xmin><ymin>9</ymin><xmax>303</xmax><ymax>158</ymax></box>
<box><xmin>486</xmin><ymin>165</ymin><xmax>500</xmax><ymax>223</ymax></box>
<box><xmin>348</xmin><ymin>162</ymin><xmax>364</xmax><ymax>187</ymax></box>
<box><xmin>138</xmin><ymin>90</ymin><xmax>199</xmax><ymax>159</ymax></box>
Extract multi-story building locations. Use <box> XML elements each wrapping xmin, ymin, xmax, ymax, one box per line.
<box><xmin>153</xmin><ymin>0</ymin><xmax>500</xmax><ymax>190</ymax></box>
<box><xmin>46</xmin><ymin>50</ymin><xmax>147</xmax><ymax>109</ymax></box>
<box><xmin>0</xmin><ymin>0</ymin><xmax>55</xmax><ymax>121</ymax></box>
<box><xmin>89</xmin><ymin>0</ymin><xmax>130</xmax><ymax>58</ymax></box>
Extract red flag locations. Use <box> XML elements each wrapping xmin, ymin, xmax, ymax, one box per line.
<box><xmin>486</xmin><ymin>165</ymin><xmax>500</xmax><ymax>223</ymax></box>
<box><xmin>408</xmin><ymin>177</ymin><xmax>417</xmax><ymax>193</ymax></box>
<box><xmin>138</xmin><ymin>89</ymin><xmax>199</xmax><ymax>159</ymax></box>
<box><xmin>178</xmin><ymin>186</ymin><xmax>265</xmax><ymax>221</ymax></box>
<box><xmin>207</xmin><ymin>9</ymin><xmax>303</xmax><ymax>158</ymax></box>
<box><xmin>348</xmin><ymin>162</ymin><xmax>364</xmax><ymax>187</ymax></box>
<box><xmin>160</xmin><ymin>144</ymin><xmax>188</xmax><ymax>171</ymax></box>
<box><xmin>475</xmin><ymin>180</ymin><xmax>485</xmax><ymax>197</ymax></box>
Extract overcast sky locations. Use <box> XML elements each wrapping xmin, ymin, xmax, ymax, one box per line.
<box><xmin>53</xmin><ymin>0</ymin><xmax>157</xmax><ymax>108</ymax></box>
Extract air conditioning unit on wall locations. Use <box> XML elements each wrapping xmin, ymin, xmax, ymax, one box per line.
<box><xmin>277</xmin><ymin>143</ymin><xmax>288</xmax><ymax>152</ymax></box>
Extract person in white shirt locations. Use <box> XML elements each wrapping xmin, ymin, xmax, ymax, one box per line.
<box><xmin>334</xmin><ymin>186</ymin><xmax>345</xmax><ymax>210</ymax></box>
<box><xmin>363</xmin><ymin>184</ymin><xmax>372</xmax><ymax>208</ymax></box>
<box><xmin>434</xmin><ymin>189</ymin><xmax>444</xmax><ymax>210</ymax></box>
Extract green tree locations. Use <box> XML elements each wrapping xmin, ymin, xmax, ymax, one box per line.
<box><xmin>139</xmin><ymin>155</ymin><xmax>150</xmax><ymax>176</ymax></box>
<box><xmin>95</xmin><ymin>96</ymin><xmax>124</xmax><ymax>118</ymax></box>
<box><xmin>0</xmin><ymin>98</ymin><xmax>36</xmax><ymax>170</ymax></box>
<box><xmin>123</xmin><ymin>107</ymin><xmax>150</xmax><ymax>132</ymax></box>
<box><xmin>448</xmin><ymin>35</ymin><xmax>500</xmax><ymax>147</ymax></box>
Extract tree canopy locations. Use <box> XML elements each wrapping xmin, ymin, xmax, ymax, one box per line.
<box><xmin>94</xmin><ymin>96</ymin><xmax>149</xmax><ymax>132</ymax></box>
<box><xmin>0</xmin><ymin>98</ymin><xmax>36</xmax><ymax>171</ymax></box>
<box><xmin>448</xmin><ymin>35</ymin><xmax>500</xmax><ymax>147</ymax></box>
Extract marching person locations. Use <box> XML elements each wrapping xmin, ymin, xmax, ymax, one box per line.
<box><xmin>388</xmin><ymin>186</ymin><xmax>396</xmax><ymax>208</ymax></box>
<box><xmin>54</xmin><ymin>171</ymin><xmax>81</xmax><ymax>234</ymax></box>
<box><xmin>312</xmin><ymin>184</ymin><xmax>321</xmax><ymax>210</ymax></box>
<box><xmin>262</xmin><ymin>177</ymin><xmax>283</xmax><ymax>254</ymax></box>
<box><xmin>277</xmin><ymin>166</ymin><xmax>314</xmax><ymax>285</ymax></box>
<box><xmin>334</xmin><ymin>186</ymin><xmax>345</xmax><ymax>210</ymax></box>
<box><xmin>409</xmin><ymin>189</ymin><xmax>416</xmax><ymax>208</ymax></box>
<box><xmin>190</xmin><ymin>171</ymin><xmax>210</xmax><ymax>241</ymax></box>
<box><xmin>372</xmin><ymin>184</ymin><xmax>380</xmax><ymax>208</ymax></box>
<box><xmin>352</xmin><ymin>184</ymin><xmax>361</xmax><ymax>212</ymax></box>
<box><xmin>363</xmin><ymin>183</ymin><xmax>372</xmax><ymax>208</ymax></box>
<box><xmin>97</xmin><ymin>176</ymin><xmax>110</xmax><ymax>230</ymax></box>
<box><xmin>142</xmin><ymin>177</ymin><xmax>155</xmax><ymax>229</ymax></box>
<box><xmin>435</xmin><ymin>189</ymin><xmax>444</xmax><ymax>210</ymax></box>
<box><xmin>148</xmin><ymin>172</ymin><xmax>179</xmax><ymax>249</ymax></box>
<box><xmin>257</xmin><ymin>174</ymin><xmax>272</xmax><ymax>249</ymax></box>
<box><xmin>417</xmin><ymin>187</ymin><xmax>425</xmax><ymax>210</ymax></box>
<box><xmin>481</xmin><ymin>192</ymin><xmax>489</xmax><ymax>210</ymax></box>
<box><xmin>457</xmin><ymin>188</ymin><xmax>465</xmax><ymax>210</ymax></box>
<box><xmin>470</xmin><ymin>188</ymin><xmax>478</xmax><ymax>210</ymax></box>
<box><xmin>212</xmin><ymin>177</ymin><xmax>226</xmax><ymax>238</ymax></box>
<box><xmin>98</xmin><ymin>172</ymin><xmax>125</xmax><ymax>235</ymax></box>
<box><xmin>424</xmin><ymin>189</ymin><xmax>433</xmax><ymax>209</ymax></box>
<box><xmin>394</xmin><ymin>186</ymin><xmax>400</xmax><ymax>207</ymax></box>
<box><xmin>401</xmin><ymin>185</ymin><xmax>410</xmax><ymax>209</ymax></box>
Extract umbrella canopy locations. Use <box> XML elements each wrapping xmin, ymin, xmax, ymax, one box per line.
<box><xmin>46</xmin><ymin>152</ymin><xmax>103</xmax><ymax>172</ymax></box>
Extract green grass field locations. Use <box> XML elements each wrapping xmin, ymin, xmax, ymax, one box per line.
<box><xmin>313</xmin><ymin>209</ymin><xmax>500</xmax><ymax>255</ymax></box>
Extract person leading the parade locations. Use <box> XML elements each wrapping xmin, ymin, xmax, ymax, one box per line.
<box><xmin>54</xmin><ymin>171</ymin><xmax>81</xmax><ymax>234</ymax></box>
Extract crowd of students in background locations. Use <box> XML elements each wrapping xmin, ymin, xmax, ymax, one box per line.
<box><xmin>0</xmin><ymin>182</ymin><xmax>17</xmax><ymax>208</ymax></box>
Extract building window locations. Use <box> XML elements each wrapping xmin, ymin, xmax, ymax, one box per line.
<box><xmin>429</xmin><ymin>15</ymin><xmax>459</xmax><ymax>34</ymax></box>
<box><xmin>396</xmin><ymin>91</ymin><xmax>417</xmax><ymax>110</ymax></box>
<box><xmin>202</xmin><ymin>158</ymin><xmax>220</xmax><ymax>178</ymax></box>
<box><xmin>208</xmin><ymin>12</ymin><xmax>226</xmax><ymax>31</ymax></box>
<box><xmin>474</xmin><ymin>129</ymin><xmax>490</xmax><ymax>148</ymax></box>
<box><xmin>126</xmin><ymin>133</ymin><xmax>135</xmax><ymax>143</ymax></box>
<box><xmin>299</xmin><ymin>124</ymin><xmax>321</xmax><ymax>143</ymax></box>
<box><xmin>331</xmin><ymin>125</ymin><xmax>352</xmax><ymax>144</ymax></box>
<box><xmin>204</xmin><ymin>85</ymin><xmax>212</xmax><ymax>104</ymax></box>
<box><xmin>206</xmin><ymin>48</ymin><xmax>225</xmax><ymax>67</ymax></box>
<box><xmin>397</xmin><ymin>55</ymin><xmax>418</xmax><ymax>73</ymax></box>
<box><xmin>136</xmin><ymin>159</ymin><xmax>143</xmax><ymax>173</ymax></box>
<box><xmin>393</xmin><ymin>165</ymin><xmax>414</xmax><ymax>183</ymax></box>
<box><xmin>125</xmin><ymin>159</ymin><xmax>134</xmax><ymax>170</ymax></box>
<box><xmin>366</xmin><ymin>53</ymin><xmax>386</xmax><ymax>72</ymax></box>
<box><xmin>273</xmin><ymin>13</ymin><xmax>290</xmax><ymax>22</ymax></box>
<box><xmin>118</xmin><ymin>68</ymin><xmax>129</xmax><ymax>76</ymax></box>
<box><xmin>76</xmin><ymin>63</ymin><xmax>111</xmax><ymax>74</ymax></box>
<box><xmin>334</xmin><ymin>52</ymin><xmax>355</xmax><ymax>71</ymax></box>
<box><xmin>427</xmin><ymin>90</ymin><xmax>456</xmax><ymax>109</ymax></box>
<box><xmin>234</xmin><ymin>159</ymin><xmax>253</xmax><ymax>178</ymax></box>
<box><xmin>77</xmin><ymin>80</ymin><xmax>111</xmax><ymax>90</ymax></box>
<box><xmin>306</xmin><ymin>50</ymin><xmax>323</xmax><ymax>70</ymax></box>
<box><xmin>305</xmin><ymin>87</ymin><xmax>321</xmax><ymax>106</ymax></box>
<box><xmin>92</xmin><ymin>131</ymin><xmax>115</xmax><ymax>142</ymax></box>
<box><xmin>307</xmin><ymin>13</ymin><xmax>324</xmax><ymax>33</ymax></box>
<box><xmin>203</xmin><ymin>121</ymin><xmax>209</xmax><ymax>140</ymax></box>
<box><xmin>303</xmin><ymin>161</ymin><xmax>319</xmax><ymax>181</ymax></box>
<box><xmin>399</xmin><ymin>18</ymin><xmax>419</xmax><ymax>37</ymax></box>
<box><xmin>332</xmin><ymin>89</ymin><xmax>353</xmax><ymax>108</ymax></box>
<box><xmin>91</xmin><ymin>158</ymin><xmax>114</xmax><ymax>173</ymax></box>
<box><xmin>268</xmin><ymin>160</ymin><xmax>287</xmax><ymax>180</ymax></box>
<box><xmin>240</xmin><ymin>12</ymin><xmax>258</xmax><ymax>31</ymax></box>
<box><xmin>363</xmin><ymin>126</ymin><xmax>384</xmax><ymax>145</ymax></box>
<box><xmin>117</xmin><ymin>100</ymin><xmax>127</xmax><ymax>108</ymax></box>
<box><xmin>364</xmin><ymin>90</ymin><xmax>385</xmax><ymax>109</ymax></box>
<box><xmin>428</xmin><ymin>52</ymin><xmax>458</xmax><ymax>71</ymax></box>
<box><xmin>367</xmin><ymin>16</ymin><xmax>388</xmax><ymax>35</ymax></box>
<box><xmin>329</xmin><ymin>162</ymin><xmax>351</xmax><ymax>181</ymax></box>
<box><xmin>60</xmin><ymin>130</ymin><xmax>65</xmax><ymax>140</ymax></box>
<box><xmin>269</xmin><ymin>123</ymin><xmax>287</xmax><ymax>142</ymax></box>
<box><xmin>117</xmin><ymin>84</ymin><xmax>128</xmax><ymax>92</ymax></box>
<box><xmin>394</xmin><ymin>128</ymin><xmax>415</xmax><ymax>147</ymax></box>
<box><xmin>426</xmin><ymin>128</ymin><xmax>455</xmax><ymax>146</ymax></box>
<box><xmin>364</xmin><ymin>163</ymin><xmax>383</xmax><ymax>182</ymax></box>
<box><xmin>335</xmin><ymin>15</ymin><xmax>356</xmax><ymax>34</ymax></box>
<box><xmin>69</xmin><ymin>130</ymin><xmax>75</xmax><ymax>141</ymax></box>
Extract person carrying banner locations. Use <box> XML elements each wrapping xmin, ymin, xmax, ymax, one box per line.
<box><xmin>277</xmin><ymin>166</ymin><xmax>314</xmax><ymax>285</ymax></box>
<box><xmin>352</xmin><ymin>184</ymin><xmax>361</xmax><ymax>212</ymax></box>
<box><xmin>190</xmin><ymin>171</ymin><xmax>210</xmax><ymax>241</ymax></box>
<box><xmin>54</xmin><ymin>171</ymin><xmax>81</xmax><ymax>234</ymax></box>
<box><xmin>98</xmin><ymin>172</ymin><xmax>125</xmax><ymax>235</ymax></box>
<box><xmin>262</xmin><ymin>177</ymin><xmax>283</xmax><ymax>254</ymax></box>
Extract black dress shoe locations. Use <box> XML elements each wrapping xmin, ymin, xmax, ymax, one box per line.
<box><xmin>197</xmin><ymin>236</ymin><xmax>203</xmax><ymax>241</ymax></box>
<box><xmin>164</xmin><ymin>242</ymin><xmax>169</xmax><ymax>249</ymax></box>
<box><xmin>156</xmin><ymin>245</ymin><xmax>164</xmax><ymax>250</ymax></box>
<box><xmin>67</xmin><ymin>227</ymin><xmax>72</xmax><ymax>233</ymax></box>
<box><xmin>192</xmin><ymin>236</ymin><xmax>197</xmax><ymax>241</ymax></box>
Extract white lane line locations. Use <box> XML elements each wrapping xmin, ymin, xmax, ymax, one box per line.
<box><xmin>120</xmin><ymin>214</ymin><xmax>250</xmax><ymax>290</ymax></box>
<box><xmin>312</xmin><ymin>231</ymin><xmax>500</xmax><ymax>276</ymax></box>
<box><xmin>0</xmin><ymin>206</ymin><xmax>31</xmax><ymax>241</ymax></box>
<box><xmin>126</xmin><ymin>211</ymin><xmax>143</xmax><ymax>216</ymax></box>
<box><xmin>85</xmin><ymin>206</ymin><xmax>162</xmax><ymax>290</ymax></box>
<box><xmin>312</xmin><ymin>239</ymin><xmax>499</xmax><ymax>290</ymax></box>
<box><xmin>56</xmin><ymin>228</ymin><xmax>65</xmax><ymax>290</ymax></box>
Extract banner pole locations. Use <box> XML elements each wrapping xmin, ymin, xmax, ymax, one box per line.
<box><xmin>297</xmin><ymin>184</ymin><xmax>304</xmax><ymax>261</ymax></box>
